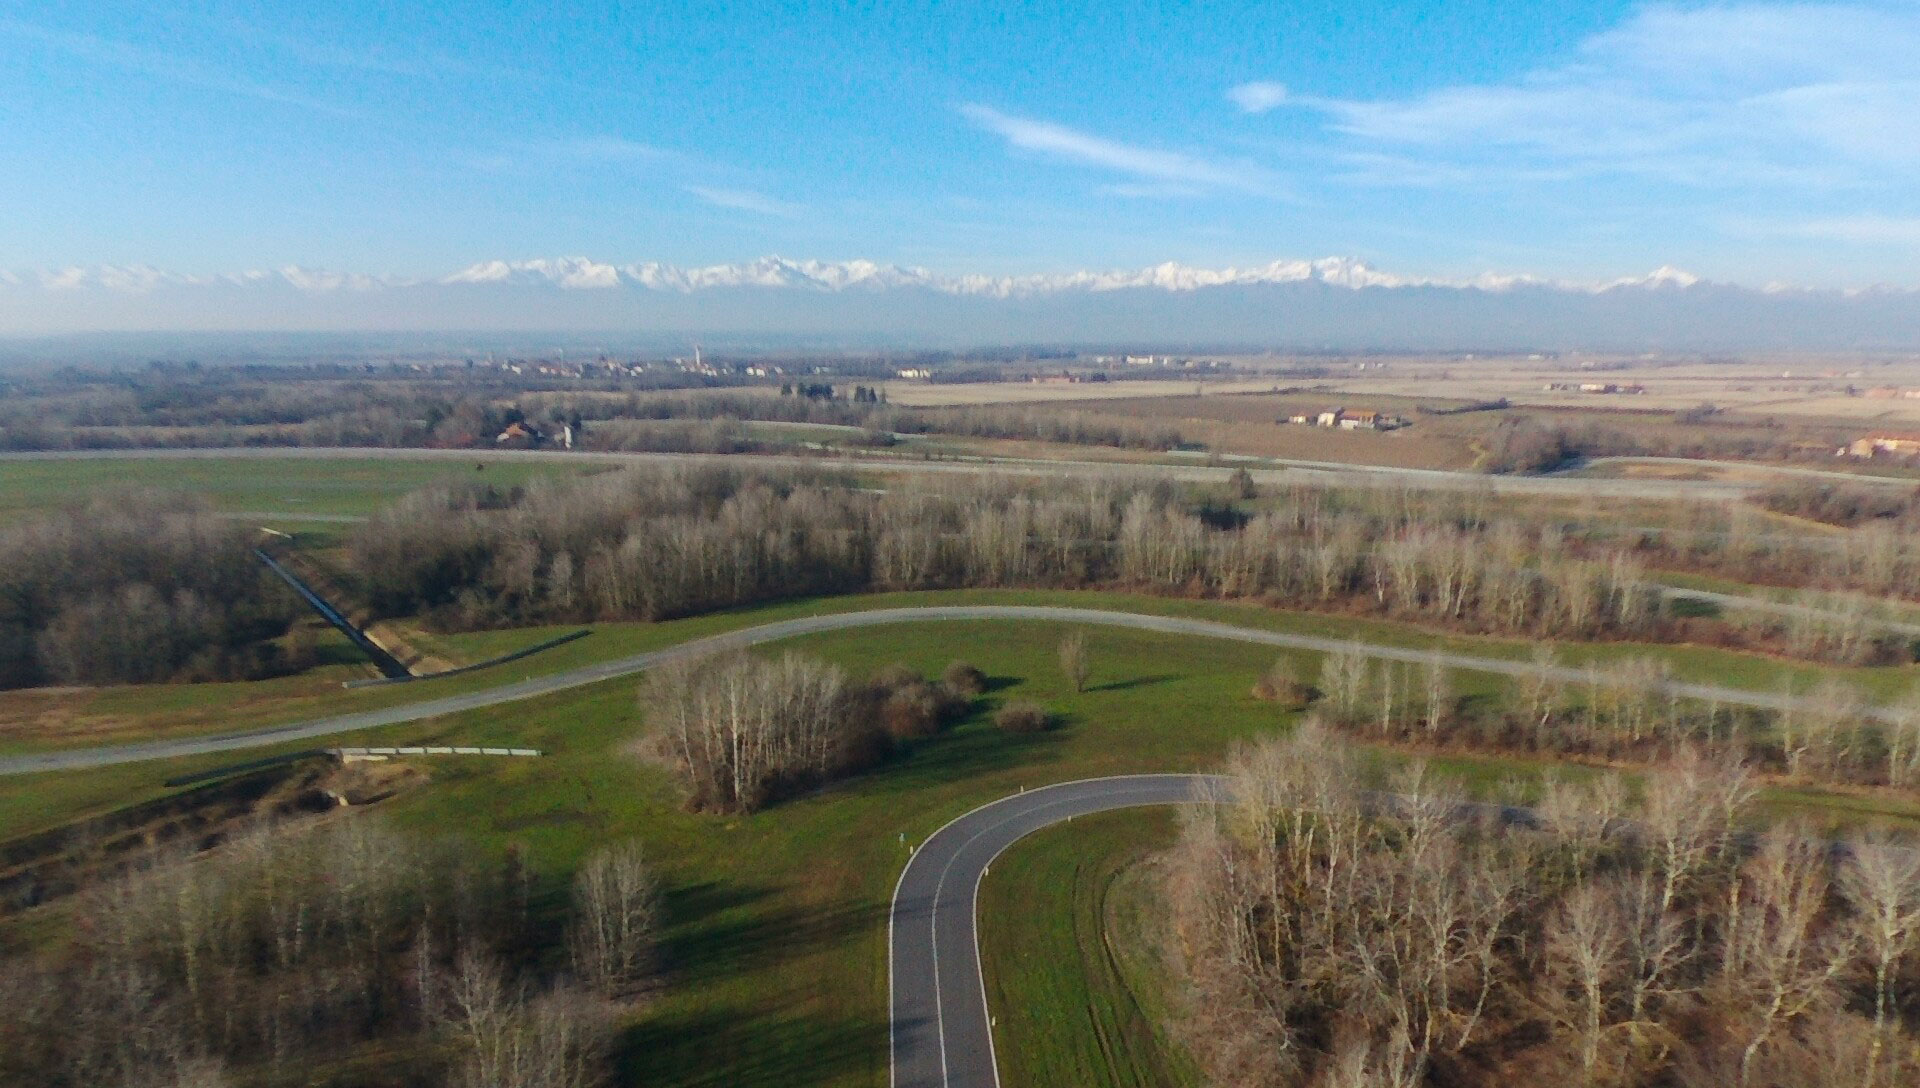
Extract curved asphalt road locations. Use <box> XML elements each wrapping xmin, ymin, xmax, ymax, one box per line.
<box><xmin>3</xmin><ymin>604</ymin><xmax>1905</xmax><ymax>776</ymax></box>
<box><xmin>889</xmin><ymin>774</ymin><xmax>1219</xmax><ymax>1088</ymax></box>
<box><xmin>0</xmin><ymin>444</ymin><xmax>1759</xmax><ymax>500</ymax></box>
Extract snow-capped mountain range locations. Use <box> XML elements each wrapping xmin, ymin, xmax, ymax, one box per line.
<box><xmin>4</xmin><ymin>256</ymin><xmax>1917</xmax><ymax>349</ymax></box>
<box><xmin>7</xmin><ymin>255</ymin><xmax>1728</xmax><ymax>298</ymax></box>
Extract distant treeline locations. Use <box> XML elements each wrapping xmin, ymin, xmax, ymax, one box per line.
<box><xmin>0</xmin><ymin>495</ymin><xmax>300</xmax><ymax>688</ymax></box>
<box><xmin>0</xmin><ymin>385</ymin><xmax>1187</xmax><ymax>454</ymax></box>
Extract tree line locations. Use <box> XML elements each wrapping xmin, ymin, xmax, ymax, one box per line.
<box><xmin>1303</xmin><ymin>643</ymin><xmax>1920</xmax><ymax>794</ymax></box>
<box><xmin>343</xmin><ymin>465</ymin><xmax>1914</xmax><ymax>665</ymax></box>
<box><xmin>0</xmin><ymin>817</ymin><xmax>659</xmax><ymax>1088</ymax></box>
<box><xmin>0</xmin><ymin>494</ymin><xmax>301</xmax><ymax>688</ymax></box>
<box><xmin>1165</xmin><ymin>727</ymin><xmax>1920</xmax><ymax>1087</ymax></box>
<box><xmin>2</xmin><ymin>381</ymin><xmax>1188</xmax><ymax>455</ymax></box>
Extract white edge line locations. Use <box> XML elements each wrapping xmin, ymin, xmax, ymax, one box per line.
<box><xmin>885</xmin><ymin>774</ymin><xmax>1207</xmax><ymax>1087</ymax></box>
<box><xmin>967</xmin><ymin>786</ymin><xmax>1206</xmax><ymax>1088</ymax></box>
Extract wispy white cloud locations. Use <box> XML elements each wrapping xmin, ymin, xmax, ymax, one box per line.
<box><xmin>1227</xmin><ymin>81</ymin><xmax>1288</xmax><ymax>114</ymax></box>
<box><xmin>1737</xmin><ymin>215</ymin><xmax>1920</xmax><ymax>246</ymax></box>
<box><xmin>552</xmin><ymin>136</ymin><xmax>681</xmax><ymax>164</ymax></box>
<box><xmin>1300</xmin><ymin>3</ymin><xmax>1920</xmax><ymax>188</ymax></box>
<box><xmin>685</xmin><ymin>186</ymin><xmax>802</xmax><ymax>217</ymax></box>
<box><xmin>961</xmin><ymin>104</ymin><xmax>1285</xmax><ymax>197</ymax></box>
<box><xmin>1098</xmin><ymin>182</ymin><xmax>1207</xmax><ymax>199</ymax></box>
<box><xmin>0</xmin><ymin>17</ymin><xmax>358</xmax><ymax>117</ymax></box>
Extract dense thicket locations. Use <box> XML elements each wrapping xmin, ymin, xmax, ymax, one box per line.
<box><xmin>0</xmin><ymin>495</ymin><xmax>299</xmax><ymax>688</ymax></box>
<box><xmin>1166</xmin><ymin>729</ymin><xmax>1920</xmax><ymax>1087</ymax></box>
<box><xmin>1754</xmin><ymin>480</ymin><xmax>1920</xmax><ymax>528</ymax></box>
<box><xmin>0</xmin><ymin>819</ymin><xmax>656</xmax><ymax>1088</ymax></box>
<box><xmin>1479</xmin><ymin>415</ymin><xmax>1858</xmax><ymax>474</ymax></box>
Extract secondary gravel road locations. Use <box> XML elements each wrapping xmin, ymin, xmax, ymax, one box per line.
<box><xmin>889</xmin><ymin>775</ymin><xmax>1217</xmax><ymax>1088</ymax></box>
<box><xmin>3</xmin><ymin>604</ymin><xmax>1897</xmax><ymax>776</ymax></box>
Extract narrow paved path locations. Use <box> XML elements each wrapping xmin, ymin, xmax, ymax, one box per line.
<box><xmin>889</xmin><ymin>775</ymin><xmax>1216</xmax><ymax>1088</ymax></box>
<box><xmin>4</xmin><ymin>604</ymin><xmax>1900</xmax><ymax>777</ymax></box>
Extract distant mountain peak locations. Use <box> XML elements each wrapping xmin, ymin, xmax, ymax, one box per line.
<box><xmin>5</xmin><ymin>254</ymin><xmax>1915</xmax><ymax>349</ymax></box>
<box><xmin>18</xmin><ymin>254</ymin><xmax>1726</xmax><ymax>298</ymax></box>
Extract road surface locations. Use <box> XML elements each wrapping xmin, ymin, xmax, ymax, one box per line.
<box><xmin>4</xmin><ymin>604</ymin><xmax>1903</xmax><ymax>777</ymax></box>
<box><xmin>889</xmin><ymin>774</ymin><xmax>1217</xmax><ymax>1088</ymax></box>
<box><xmin>0</xmin><ymin>444</ymin><xmax>1762</xmax><ymax>501</ymax></box>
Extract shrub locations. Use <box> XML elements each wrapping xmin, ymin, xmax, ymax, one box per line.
<box><xmin>881</xmin><ymin>685</ymin><xmax>942</xmax><ymax>740</ymax></box>
<box><xmin>1250</xmin><ymin>658</ymin><xmax>1313</xmax><ymax>708</ymax></box>
<box><xmin>941</xmin><ymin>661</ymin><xmax>988</xmax><ymax>696</ymax></box>
<box><xmin>869</xmin><ymin>663</ymin><xmax>923</xmax><ymax>691</ymax></box>
<box><xmin>994</xmin><ymin>700</ymin><xmax>1053</xmax><ymax>734</ymax></box>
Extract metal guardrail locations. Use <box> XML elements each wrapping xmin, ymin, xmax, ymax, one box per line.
<box><xmin>330</xmin><ymin>746</ymin><xmax>541</xmax><ymax>758</ymax></box>
<box><xmin>161</xmin><ymin>745</ymin><xmax>542</xmax><ymax>787</ymax></box>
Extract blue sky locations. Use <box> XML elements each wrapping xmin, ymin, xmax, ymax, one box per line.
<box><xmin>5</xmin><ymin>1</ymin><xmax>1919</xmax><ymax>287</ymax></box>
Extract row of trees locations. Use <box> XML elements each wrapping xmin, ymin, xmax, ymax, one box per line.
<box><xmin>346</xmin><ymin>468</ymin><xmax>1685</xmax><ymax>650</ymax></box>
<box><xmin>1166</xmin><ymin>728</ymin><xmax>1920</xmax><ymax>1087</ymax></box>
<box><xmin>1305</xmin><ymin>645</ymin><xmax>1920</xmax><ymax>791</ymax></box>
<box><xmin>0</xmin><ymin>818</ymin><xmax>659</xmax><ymax>1088</ymax></box>
<box><xmin>0</xmin><ymin>494</ymin><xmax>300</xmax><ymax>688</ymax></box>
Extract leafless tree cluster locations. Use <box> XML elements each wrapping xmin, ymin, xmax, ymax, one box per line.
<box><xmin>1165</xmin><ymin>729</ymin><xmax>1920</xmax><ymax>1087</ymax></box>
<box><xmin>0</xmin><ymin>493</ymin><xmax>299</xmax><ymax>688</ymax></box>
<box><xmin>0</xmin><ymin>819</ymin><xmax>659</xmax><ymax>1088</ymax></box>
<box><xmin>1754</xmin><ymin>480</ymin><xmax>1920</xmax><ymax>528</ymax></box>
<box><xmin>349</xmin><ymin>467</ymin><xmax>1693</xmax><ymax>645</ymax></box>
<box><xmin>1313</xmin><ymin>649</ymin><xmax>1920</xmax><ymax>792</ymax></box>
<box><xmin>1618</xmin><ymin>503</ymin><xmax>1920</xmax><ymax>607</ymax></box>
<box><xmin>640</xmin><ymin>650</ymin><xmax>974</xmax><ymax>812</ymax></box>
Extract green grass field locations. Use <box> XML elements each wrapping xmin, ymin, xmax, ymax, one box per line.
<box><xmin>979</xmin><ymin>807</ymin><xmax>1201</xmax><ymax>1088</ymax></box>
<box><xmin>12</xmin><ymin>454</ymin><xmax>1920</xmax><ymax>1085</ymax></box>
<box><xmin>0</xmin><ymin>455</ymin><xmax>602</xmax><ymax>536</ymax></box>
<box><xmin>8</xmin><ymin>583</ymin><xmax>1920</xmax><ymax>761</ymax></box>
<box><xmin>9</xmin><ymin>611</ymin><xmax>1920</xmax><ymax>1087</ymax></box>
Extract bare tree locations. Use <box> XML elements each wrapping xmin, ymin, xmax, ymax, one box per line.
<box><xmin>1720</xmin><ymin>832</ymin><xmax>1855</xmax><ymax>1088</ymax></box>
<box><xmin>1839</xmin><ymin>833</ymin><xmax>1920</xmax><ymax>1088</ymax></box>
<box><xmin>568</xmin><ymin>841</ymin><xmax>660</xmax><ymax>999</ymax></box>
<box><xmin>1547</xmin><ymin>880</ymin><xmax>1627</xmax><ymax>1086</ymax></box>
<box><xmin>1058</xmin><ymin>629</ymin><xmax>1090</xmax><ymax>693</ymax></box>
